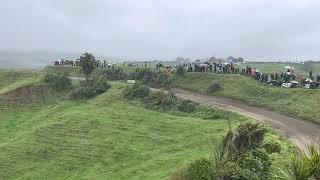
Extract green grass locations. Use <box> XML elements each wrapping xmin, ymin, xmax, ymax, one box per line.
<box><xmin>43</xmin><ymin>66</ymin><xmax>83</xmax><ymax>77</ymax></box>
<box><xmin>0</xmin><ymin>82</ymin><xmax>291</xmax><ymax>179</ymax></box>
<box><xmin>0</xmin><ymin>69</ymin><xmax>42</xmax><ymax>94</ymax></box>
<box><xmin>243</xmin><ymin>62</ymin><xmax>320</xmax><ymax>75</ymax></box>
<box><xmin>175</xmin><ymin>72</ymin><xmax>320</xmax><ymax>124</ymax></box>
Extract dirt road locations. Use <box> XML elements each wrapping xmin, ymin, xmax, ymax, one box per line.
<box><xmin>172</xmin><ymin>88</ymin><xmax>320</xmax><ymax>150</ymax></box>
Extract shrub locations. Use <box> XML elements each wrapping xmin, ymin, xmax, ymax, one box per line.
<box><xmin>170</xmin><ymin>158</ymin><xmax>215</xmax><ymax>180</ymax></box>
<box><xmin>285</xmin><ymin>145</ymin><xmax>320</xmax><ymax>180</ymax></box>
<box><xmin>129</xmin><ymin>68</ymin><xmax>173</xmax><ymax>87</ymax></box>
<box><xmin>172</xmin><ymin>122</ymin><xmax>275</xmax><ymax>180</ymax></box>
<box><xmin>122</xmin><ymin>83</ymin><xmax>150</xmax><ymax>100</ymax></box>
<box><xmin>215</xmin><ymin>149</ymin><xmax>271</xmax><ymax>180</ymax></box>
<box><xmin>43</xmin><ymin>73</ymin><xmax>71</xmax><ymax>92</ymax></box>
<box><xmin>234</xmin><ymin>122</ymin><xmax>267</xmax><ymax>153</ymax></box>
<box><xmin>263</xmin><ymin>142</ymin><xmax>281</xmax><ymax>154</ymax></box>
<box><xmin>92</xmin><ymin>75</ymin><xmax>111</xmax><ymax>94</ymax></box>
<box><xmin>176</xmin><ymin>65</ymin><xmax>185</xmax><ymax>76</ymax></box>
<box><xmin>81</xmin><ymin>75</ymin><xmax>111</xmax><ymax>93</ymax></box>
<box><xmin>177</xmin><ymin>99</ymin><xmax>196</xmax><ymax>113</ymax></box>
<box><xmin>69</xmin><ymin>86</ymin><xmax>97</xmax><ymax>100</ymax></box>
<box><xmin>207</xmin><ymin>82</ymin><xmax>222</xmax><ymax>94</ymax></box>
<box><xmin>104</xmin><ymin>67</ymin><xmax>127</xmax><ymax>80</ymax></box>
<box><xmin>144</xmin><ymin>91</ymin><xmax>177</xmax><ymax>111</ymax></box>
<box><xmin>69</xmin><ymin>75</ymin><xmax>111</xmax><ymax>100</ymax></box>
<box><xmin>214</xmin><ymin>122</ymin><xmax>271</xmax><ymax>179</ymax></box>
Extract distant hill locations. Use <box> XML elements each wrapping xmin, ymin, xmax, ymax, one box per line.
<box><xmin>0</xmin><ymin>50</ymin><xmax>124</xmax><ymax>69</ymax></box>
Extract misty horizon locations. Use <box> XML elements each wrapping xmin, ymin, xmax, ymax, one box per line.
<box><xmin>1</xmin><ymin>0</ymin><xmax>320</xmax><ymax>61</ymax></box>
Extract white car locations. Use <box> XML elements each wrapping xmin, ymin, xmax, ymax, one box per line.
<box><xmin>126</xmin><ymin>80</ymin><xmax>136</xmax><ymax>84</ymax></box>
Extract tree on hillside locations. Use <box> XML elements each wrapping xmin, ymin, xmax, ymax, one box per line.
<box><xmin>176</xmin><ymin>57</ymin><xmax>185</xmax><ymax>62</ymax></box>
<box><xmin>216</xmin><ymin>58</ymin><xmax>225</xmax><ymax>63</ymax></box>
<box><xmin>79</xmin><ymin>53</ymin><xmax>96</xmax><ymax>78</ymax></box>
<box><xmin>237</xmin><ymin>57</ymin><xmax>244</xmax><ymax>62</ymax></box>
<box><xmin>43</xmin><ymin>73</ymin><xmax>71</xmax><ymax>92</ymax></box>
<box><xmin>209</xmin><ymin>56</ymin><xmax>216</xmax><ymax>62</ymax></box>
<box><xmin>176</xmin><ymin>65</ymin><xmax>185</xmax><ymax>76</ymax></box>
<box><xmin>227</xmin><ymin>56</ymin><xmax>236</xmax><ymax>62</ymax></box>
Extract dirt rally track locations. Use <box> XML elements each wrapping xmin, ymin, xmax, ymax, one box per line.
<box><xmin>170</xmin><ymin>88</ymin><xmax>320</xmax><ymax>150</ymax></box>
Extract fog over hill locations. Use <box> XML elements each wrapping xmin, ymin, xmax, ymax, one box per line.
<box><xmin>2</xmin><ymin>1</ymin><xmax>320</xmax><ymax>61</ymax></box>
<box><xmin>0</xmin><ymin>50</ymin><xmax>124</xmax><ymax>69</ymax></box>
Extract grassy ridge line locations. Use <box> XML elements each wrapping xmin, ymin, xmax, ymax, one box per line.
<box><xmin>0</xmin><ymin>76</ymin><xmax>42</xmax><ymax>94</ymax></box>
<box><xmin>0</xmin><ymin>69</ymin><xmax>43</xmax><ymax>94</ymax></box>
<box><xmin>175</xmin><ymin>72</ymin><xmax>320</xmax><ymax>124</ymax></box>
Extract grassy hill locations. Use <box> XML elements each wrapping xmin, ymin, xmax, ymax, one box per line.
<box><xmin>0</xmin><ymin>84</ymin><xmax>237</xmax><ymax>179</ymax></box>
<box><xmin>175</xmin><ymin>72</ymin><xmax>320</xmax><ymax>124</ymax></box>
<box><xmin>0</xmin><ymin>80</ymin><xmax>291</xmax><ymax>179</ymax></box>
<box><xmin>0</xmin><ymin>69</ymin><xmax>42</xmax><ymax>94</ymax></box>
<box><xmin>39</xmin><ymin>66</ymin><xmax>320</xmax><ymax>123</ymax></box>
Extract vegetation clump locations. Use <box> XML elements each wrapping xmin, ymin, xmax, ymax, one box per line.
<box><xmin>129</xmin><ymin>68</ymin><xmax>173</xmax><ymax>87</ymax></box>
<box><xmin>69</xmin><ymin>75</ymin><xmax>111</xmax><ymax>100</ymax></box>
<box><xmin>176</xmin><ymin>65</ymin><xmax>186</xmax><ymax>76</ymax></box>
<box><xmin>263</xmin><ymin>141</ymin><xmax>282</xmax><ymax>154</ymax></box>
<box><xmin>285</xmin><ymin>145</ymin><xmax>320</xmax><ymax>180</ymax></box>
<box><xmin>122</xmin><ymin>83</ymin><xmax>150</xmax><ymax>100</ymax></box>
<box><xmin>144</xmin><ymin>91</ymin><xmax>177</xmax><ymax>111</ymax></box>
<box><xmin>79</xmin><ymin>53</ymin><xmax>96</xmax><ymax>78</ymax></box>
<box><xmin>176</xmin><ymin>99</ymin><xmax>196</xmax><ymax>113</ymax></box>
<box><xmin>84</xmin><ymin>75</ymin><xmax>111</xmax><ymax>94</ymax></box>
<box><xmin>104</xmin><ymin>67</ymin><xmax>127</xmax><ymax>80</ymax></box>
<box><xmin>172</xmin><ymin>122</ymin><xmax>276</xmax><ymax>180</ymax></box>
<box><xmin>69</xmin><ymin>86</ymin><xmax>97</xmax><ymax>100</ymax></box>
<box><xmin>170</xmin><ymin>158</ymin><xmax>214</xmax><ymax>180</ymax></box>
<box><xmin>207</xmin><ymin>82</ymin><xmax>222</xmax><ymax>94</ymax></box>
<box><xmin>122</xmin><ymin>84</ymin><xmax>235</xmax><ymax>120</ymax></box>
<box><xmin>43</xmin><ymin>73</ymin><xmax>71</xmax><ymax>92</ymax></box>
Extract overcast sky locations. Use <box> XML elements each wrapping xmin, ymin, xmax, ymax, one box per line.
<box><xmin>1</xmin><ymin>0</ymin><xmax>320</xmax><ymax>61</ymax></box>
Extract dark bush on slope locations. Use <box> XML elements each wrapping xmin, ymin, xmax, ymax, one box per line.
<box><xmin>122</xmin><ymin>83</ymin><xmax>151</xmax><ymax>100</ymax></box>
<box><xmin>43</xmin><ymin>73</ymin><xmax>71</xmax><ymax>92</ymax></box>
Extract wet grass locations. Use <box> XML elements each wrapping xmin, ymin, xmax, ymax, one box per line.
<box><xmin>175</xmin><ymin>72</ymin><xmax>320</xmax><ymax>124</ymax></box>
<box><xmin>0</xmin><ymin>83</ymin><xmax>292</xmax><ymax>179</ymax></box>
<box><xmin>0</xmin><ymin>69</ymin><xmax>42</xmax><ymax>94</ymax></box>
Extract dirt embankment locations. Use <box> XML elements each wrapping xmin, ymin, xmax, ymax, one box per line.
<box><xmin>0</xmin><ymin>84</ymin><xmax>49</xmax><ymax>109</ymax></box>
<box><xmin>1</xmin><ymin>84</ymin><xmax>35</xmax><ymax>98</ymax></box>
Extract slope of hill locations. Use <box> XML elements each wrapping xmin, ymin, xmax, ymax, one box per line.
<box><xmin>0</xmin><ymin>84</ymin><xmax>234</xmax><ymax>179</ymax></box>
<box><xmin>175</xmin><ymin>72</ymin><xmax>320</xmax><ymax>124</ymax></box>
<box><xmin>0</xmin><ymin>69</ymin><xmax>42</xmax><ymax>94</ymax></box>
<box><xmin>0</xmin><ymin>81</ymin><xmax>291</xmax><ymax>179</ymax></box>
